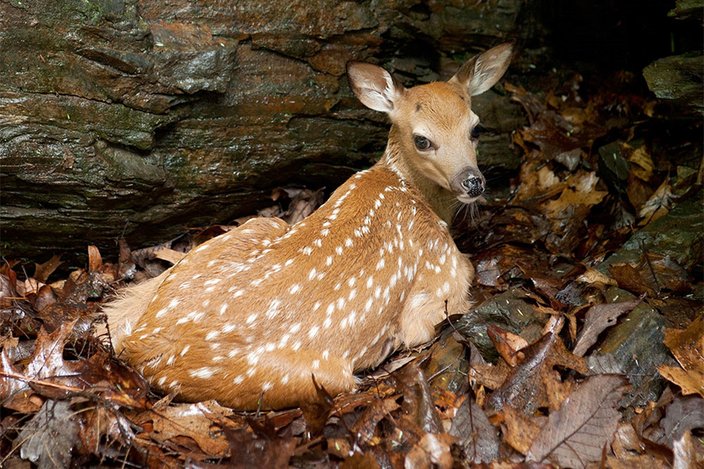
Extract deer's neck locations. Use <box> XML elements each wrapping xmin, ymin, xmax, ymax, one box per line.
<box><xmin>379</xmin><ymin>130</ymin><xmax>457</xmax><ymax>224</ymax></box>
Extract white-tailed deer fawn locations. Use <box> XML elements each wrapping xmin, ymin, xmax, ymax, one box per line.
<box><xmin>102</xmin><ymin>43</ymin><xmax>513</xmax><ymax>409</ymax></box>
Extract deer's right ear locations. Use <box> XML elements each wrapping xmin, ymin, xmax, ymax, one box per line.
<box><xmin>347</xmin><ymin>62</ymin><xmax>404</xmax><ymax>114</ymax></box>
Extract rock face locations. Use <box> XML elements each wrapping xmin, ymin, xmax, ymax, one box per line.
<box><xmin>0</xmin><ymin>0</ymin><xmax>527</xmax><ymax>257</ymax></box>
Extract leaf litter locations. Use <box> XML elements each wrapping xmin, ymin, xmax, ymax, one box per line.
<box><xmin>1</xmin><ymin>71</ymin><xmax>703</xmax><ymax>467</ymax></box>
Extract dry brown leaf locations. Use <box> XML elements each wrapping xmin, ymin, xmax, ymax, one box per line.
<box><xmin>606</xmin><ymin>453</ymin><xmax>669</xmax><ymax>469</ymax></box>
<box><xmin>496</xmin><ymin>405</ymin><xmax>545</xmax><ymax>454</ymax></box>
<box><xmin>487</xmin><ymin>324</ymin><xmax>529</xmax><ymax>367</ymax></box>
<box><xmin>154</xmin><ymin>247</ymin><xmax>186</xmax><ymax>265</ymax></box>
<box><xmin>87</xmin><ymin>245</ymin><xmax>102</xmax><ymax>272</ymax></box>
<box><xmin>33</xmin><ymin>254</ymin><xmax>62</xmax><ymax>283</ymax></box>
<box><xmin>576</xmin><ymin>268</ymin><xmax>618</xmax><ymax>287</ymax></box>
<box><xmin>146</xmin><ymin>400</ymin><xmax>234</xmax><ymax>457</ymax></box>
<box><xmin>658</xmin><ymin>315</ymin><xmax>704</xmax><ymax>397</ymax></box>
<box><xmin>405</xmin><ymin>432</ymin><xmax>454</xmax><ymax>469</ymax></box>
<box><xmin>638</xmin><ymin>179</ymin><xmax>673</xmax><ymax>225</ymax></box>
<box><xmin>573</xmin><ymin>299</ymin><xmax>640</xmax><ymax>356</ymax></box>
<box><xmin>469</xmin><ymin>361</ymin><xmax>509</xmax><ymax>391</ymax></box>
<box><xmin>349</xmin><ymin>396</ymin><xmax>400</xmax><ymax>446</ymax></box>
<box><xmin>224</xmin><ymin>422</ymin><xmax>298</xmax><ymax>468</ymax></box>
<box><xmin>544</xmin><ymin>186</ymin><xmax>608</xmax><ymax>221</ymax></box>
<box><xmin>282</xmin><ymin>188</ymin><xmax>325</xmax><ymax>224</ymax></box>
<box><xmin>628</xmin><ymin>145</ymin><xmax>655</xmax><ymax>181</ymax></box>
<box><xmin>526</xmin><ymin>374</ymin><xmax>628</xmax><ymax>467</ymax></box>
<box><xmin>611</xmin><ymin>422</ymin><xmax>644</xmax><ymax>460</ymax></box>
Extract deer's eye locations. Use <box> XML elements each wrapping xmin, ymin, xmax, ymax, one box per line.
<box><xmin>414</xmin><ymin>135</ymin><xmax>432</xmax><ymax>151</ymax></box>
<box><xmin>470</xmin><ymin>125</ymin><xmax>485</xmax><ymax>142</ymax></box>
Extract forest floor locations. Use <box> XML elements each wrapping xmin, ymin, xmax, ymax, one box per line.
<box><xmin>1</xmin><ymin>69</ymin><xmax>703</xmax><ymax>468</ymax></box>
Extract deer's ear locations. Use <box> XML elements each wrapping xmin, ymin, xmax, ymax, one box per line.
<box><xmin>347</xmin><ymin>62</ymin><xmax>404</xmax><ymax>114</ymax></box>
<box><xmin>450</xmin><ymin>43</ymin><xmax>513</xmax><ymax>96</ymax></box>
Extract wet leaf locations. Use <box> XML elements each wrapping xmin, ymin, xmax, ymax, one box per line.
<box><xmin>396</xmin><ymin>362</ymin><xmax>442</xmax><ymax>434</ymax></box>
<box><xmin>224</xmin><ymin>423</ymin><xmax>297</xmax><ymax>468</ymax></box>
<box><xmin>349</xmin><ymin>396</ymin><xmax>400</xmax><ymax>446</ymax></box>
<box><xmin>487</xmin><ymin>333</ymin><xmax>588</xmax><ymax>414</ymax></box>
<box><xmin>638</xmin><ymin>179</ymin><xmax>674</xmax><ymax>225</ymax></box>
<box><xmin>449</xmin><ymin>395</ymin><xmax>500</xmax><ymax>463</ymax></box>
<box><xmin>573</xmin><ymin>299</ymin><xmax>640</xmax><ymax>356</ymax></box>
<box><xmin>658</xmin><ymin>315</ymin><xmax>704</xmax><ymax>397</ymax></box>
<box><xmin>526</xmin><ymin>374</ymin><xmax>628</xmax><ymax>467</ymax></box>
<box><xmin>656</xmin><ymin>395</ymin><xmax>704</xmax><ymax>448</ymax></box>
<box><xmin>17</xmin><ymin>399</ymin><xmax>80</xmax><ymax>468</ymax></box>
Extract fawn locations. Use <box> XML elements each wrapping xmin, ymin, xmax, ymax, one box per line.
<box><xmin>102</xmin><ymin>43</ymin><xmax>513</xmax><ymax>409</ymax></box>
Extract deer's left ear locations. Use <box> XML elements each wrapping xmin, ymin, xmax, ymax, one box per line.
<box><xmin>450</xmin><ymin>43</ymin><xmax>513</xmax><ymax>96</ymax></box>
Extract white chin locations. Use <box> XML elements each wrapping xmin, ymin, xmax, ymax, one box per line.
<box><xmin>456</xmin><ymin>195</ymin><xmax>479</xmax><ymax>204</ymax></box>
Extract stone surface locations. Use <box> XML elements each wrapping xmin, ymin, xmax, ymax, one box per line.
<box><xmin>0</xmin><ymin>0</ymin><xmax>528</xmax><ymax>257</ymax></box>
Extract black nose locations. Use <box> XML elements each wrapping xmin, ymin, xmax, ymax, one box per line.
<box><xmin>461</xmin><ymin>176</ymin><xmax>484</xmax><ymax>198</ymax></box>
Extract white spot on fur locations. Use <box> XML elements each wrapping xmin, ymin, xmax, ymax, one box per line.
<box><xmin>190</xmin><ymin>367</ymin><xmax>215</xmax><ymax>379</ymax></box>
<box><xmin>308</xmin><ymin>325</ymin><xmax>320</xmax><ymax>339</ymax></box>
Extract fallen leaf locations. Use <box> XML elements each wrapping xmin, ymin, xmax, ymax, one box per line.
<box><xmin>340</xmin><ymin>452</ymin><xmax>382</xmax><ymax>468</ymax></box>
<box><xmin>224</xmin><ymin>422</ymin><xmax>298</xmax><ymax>468</ymax></box>
<box><xmin>656</xmin><ymin>395</ymin><xmax>704</xmax><ymax>449</ymax></box>
<box><xmin>0</xmin><ymin>351</ymin><xmax>28</xmax><ymax>401</ymax></box>
<box><xmin>145</xmin><ymin>400</ymin><xmax>234</xmax><ymax>457</ymax></box>
<box><xmin>33</xmin><ymin>255</ymin><xmax>63</xmax><ymax>283</ymax></box>
<box><xmin>586</xmin><ymin>353</ymin><xmax>626</xmax><ymax>375</ymax></box>
<box><xmin>487</xmin><ymin>324</ymin><xmax>529</xmax><ymax>366</ymax></box>
<box><xmin>349</xmin><ymin>396</ymin><xmax>400</xmax><ymax>446</ymax></box>
<box><xmin>638</xmin><ymin>179</ymin><xmax>673</xmax><ymax>225</ymax></box>
<box><xmin>495</xmin><ymin>405</ymin><xmax>545</xmax><ymax>454</ymax></box>
<box><xmin>573</xmin><ymin>299</ymin><xmax>640</xmax><ymax>356</ymax></box>
<box><xmin>449</xmin><ymin>395</ymin><xmax>500</xmax><ymax>463</ymax></box>
<box><xmin>576</xmin><ymin>268</ymin><xmax>618</xmax><ymax>287</ymax></box>
<box><xmin>526</xmin><ymin>374</ymin><xmax>628</xmax><ymax>467</ymax></box>
<box><xmin>658</xmin><ymin>315</ymin><xmax>704</xmax><ymax>397</ymax></box>
<box><xmin>88</xmin><ymin>245</ymin><xmax>102</xmax><ymax>272</ymax></box>
<box><xmin>405</xmin><ymin>432</ymin><xmax>454</xmax><ymax>469</ymax></box>
<box><xmin>154</xmin><ymin>247</ymin><xmax>186</xmax><ymax>265</ymax></box>
<box><xmin>672</xmin><ymin>431</ymin><xmax>700</xmax><ymax>469</ymax></box>
<box><xmin>17</xmin><ymin>399</ymin><xmax>80</xmax><ymax>468</ymax></box>
<box><xmin>282</xmin><ymin>188</ymin><xmax>325</xmax><ymax>224</ymax></box>
<box><xmin>487</xmin><ymin>333</ymin><xmax>588</xmax><ymax>414</ymax></box>
<box><xmin>396</xmin><ymin>363</ymin><xmax>443</xmax><ymax>434</ymax></box>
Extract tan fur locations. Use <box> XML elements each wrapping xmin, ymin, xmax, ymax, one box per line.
<box><xmin>102</xmin><ymin>44</ymin><xmax>512</xmax><ymax>410</ymax></box>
